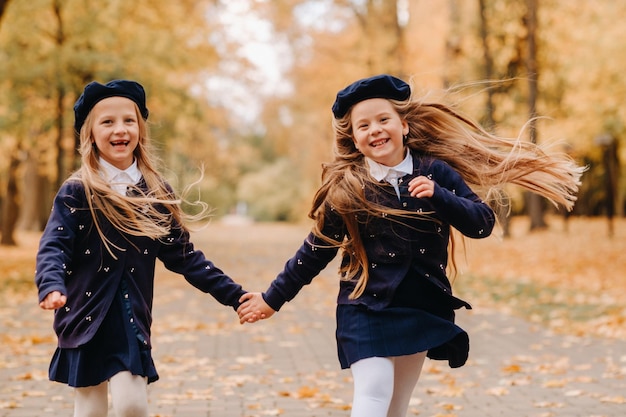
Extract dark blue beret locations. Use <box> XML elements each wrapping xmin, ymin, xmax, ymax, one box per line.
<box><xmin>74</xmin><ymin>80</ymin><xmax>149</xmax><ymax>133</ymax></box>
<box><xmin>331</xmin><ymin>74</ymin><xmax>411</xmax><ymax>118</ymax></box>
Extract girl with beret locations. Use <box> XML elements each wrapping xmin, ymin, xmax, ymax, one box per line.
<box><xmin>237</xmin><ymin>74</ymin><xmax>584</xmax><ymax>416</ymax></box>
<box><xmin>35</xmin><ymin>80</ymin><xmax>247</xmax><ymax>417</ymax></box>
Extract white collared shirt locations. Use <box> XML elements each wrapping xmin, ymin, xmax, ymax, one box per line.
<box><xmin>365</xmin><ymin>150</ymin><xmax>413</xmax><ymax>199</ymax></box>
<box><xmin>99</xmin><ymin>158</ymin><xmax>142</xmax><ymax>196</ymax></box>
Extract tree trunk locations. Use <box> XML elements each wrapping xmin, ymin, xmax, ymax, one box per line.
<box><xmin>17</xmin><ymin>150</ymin><xmax>48</xmax><ymax>231</ymax></box>
<box><xmin>1</xmin><ymin>147</ymin><xmax>21</xmax><ymax>246</ymax></box>
<box><xmin>357</xmin><ymin>0</ymin><xmax>404</xmax><ymax>75</ymax></box>
<box><xmin>443</xmin><ymin>0</ymin><xmax>462</xmax><ymax>89</ymax></box>
<box><xmin>477</xmin><ymin>0</ymin><xmax>511</xmax><ymax>237</ymax></box>
<box><xmin>525</xmin><ymin>0</ymin><xmax>547</xmax><ymax>230</ymax></box>
<box><xmin>53</xmin><ymin>0</ymin><xmax>68</xmax><ymax>190</ymax></box>
<box><xmin>0</xmin><ymin>0</ymin><xmax>10</xmax><ymax>28</ymax></box>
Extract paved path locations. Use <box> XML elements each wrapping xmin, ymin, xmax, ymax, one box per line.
<box><xmin>1</xmin><ymin>223</ymin><xmax>625</xmax><ymax>416</ymax></box>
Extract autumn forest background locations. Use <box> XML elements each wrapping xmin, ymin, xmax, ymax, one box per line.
<box><xmin>1</xmin><ymin>2</ymin><xmax>626</xmax><ymax>410</ymax></box>
<box><xmin>1</xmin><ymin>0</ymin><xmax>625</xmax><ymax>245</ymax></box>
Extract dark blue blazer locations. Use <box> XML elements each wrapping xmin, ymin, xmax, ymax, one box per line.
<box><xmin>35</xmin><ymin>179</ymin><xmax>245</xmax><ymax>349</ymax></box>
<box><xmin>263</xmin><ymin>154</ymin><xmax>495</xmax><ymax>312</ymax></box>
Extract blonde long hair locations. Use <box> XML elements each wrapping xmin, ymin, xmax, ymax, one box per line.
<box><xmin>312</xmin><ymin>90</ymin><xmax>585</xmax><ymax>299</ymax></box>
<box><xmin>70</xmin><ymin>103</ymin><xmax>208</xmax><ymax>258</ymax></box>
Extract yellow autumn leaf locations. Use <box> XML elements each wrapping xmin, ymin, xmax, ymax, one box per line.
<box><xmin>501</xmin><ymin>364</ymin><xmax>522</xmax><ymax>373</ymax></box>
<box><xmin>295</xmin><ymin>386</ymin><xmax>319</xmax><ymax>398</ymax></box>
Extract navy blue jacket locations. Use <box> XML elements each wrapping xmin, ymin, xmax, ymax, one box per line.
<box><xmin>263</xmin><ymin>154</ymin><xmax>495</xmax><ymax>312</ymax></box>
<box><xmin>35</xmin><ymin>179</ymin><xmax>245</xmax><ymax>349</ymax></box>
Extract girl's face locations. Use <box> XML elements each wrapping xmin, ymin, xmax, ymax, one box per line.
<box><xmin>91</xmin><ymin>96</ymin><xmax>140</xmax><ymax>170</ymax></box>
<box><xmin>350</xmin><ymin>98</ymin><xmax>409</xmax><ymax>167</ymax></box>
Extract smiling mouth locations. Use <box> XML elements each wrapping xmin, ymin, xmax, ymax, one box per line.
<box><xmin>111</xmin><ymin>140</ymin><xmax>130</xmax><ymax>147</ymax></box>
<box><xmin>371</xmin><ymin>139</ymin><xmax>389</xmax><ymax>147</ymax></box>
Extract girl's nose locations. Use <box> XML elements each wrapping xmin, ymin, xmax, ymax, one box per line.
<box><xmin>113</xmin><ymin>122</ymin><xmax>127</xmax><ymax>133</ymax></box>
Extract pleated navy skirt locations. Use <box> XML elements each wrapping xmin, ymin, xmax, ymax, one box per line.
<box><xmin>48</xmin><ymin>290</ymin><xmax>159</xmax><ymax>388</ymax></box>
<box><xmin>335</xmin><ymin>304</ymin><xmax>469</xmax><ymax>369</ymax></box>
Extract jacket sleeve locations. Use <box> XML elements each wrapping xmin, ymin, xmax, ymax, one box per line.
<box><xmin>263</xmin><ymin>209</ymin><xmax>343</xmax><ymax>311</ymax></box>
<box><xmin>427</xmin><ymin>161</ymin><xmax>495</xmax><ymax>238</ymax></box>
<box><xmin>35</xmin><ymin>181</ymin><xmax>83</xmax><ymax>303</ymax></box>
<box><xmin>157</xmin><ymin>225</ymin><xmax>246</xmax><ymax>310</ymax></box>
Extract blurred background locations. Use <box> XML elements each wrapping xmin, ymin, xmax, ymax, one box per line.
<box><xmin>1</xmin><ymin>0</ymin><xmax>624</xmax><ymax>245</ymax></box>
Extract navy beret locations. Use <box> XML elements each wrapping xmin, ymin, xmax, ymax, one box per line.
<box><xmin>331</xmin><ymin>74</ymin><xmax>411</xmax><ymax>118</ymax></box>
<box><xmin>74</xmin><ymin>80</ymin><xmax>149</xmax><ymax>133</ymax></box>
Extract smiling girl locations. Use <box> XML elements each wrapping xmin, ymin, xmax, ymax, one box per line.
<box><xmin>237</xmin><ymin>74</ymin><xmax>584</xmax><ymax>417</ymax></box>
<box><xmin>35</xmin><ymin>80</ymin><xmax>247</xmax><ymax>417</ymax></box>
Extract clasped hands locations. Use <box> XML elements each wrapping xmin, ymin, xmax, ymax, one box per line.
<box><xmin>237</xmin><ymin>292</ymin><xmax>275</xmax><ymax>324</ymax></box>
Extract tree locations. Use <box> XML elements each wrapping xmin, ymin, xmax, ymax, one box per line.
<box><xmin>523</xmin><ymin>0</ymin><xmax>548</xmax><ymax>230</ymax></box>
<box><xmin>0</xmin><ymin>0</ymin><xmax>244</xmax><ymax>244</ymax></box>
<box><xmin>0</xmin><ymin>0</ymin><xmax>9</xmax><ymax>28</ymax></box>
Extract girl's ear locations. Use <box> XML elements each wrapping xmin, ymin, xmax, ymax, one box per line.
<box><xmin>402</xmin><ymin>119</ymin><xmax>409</xmax><ymax>136</ymax></box>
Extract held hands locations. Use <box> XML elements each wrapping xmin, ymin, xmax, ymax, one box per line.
<box><xmin>237</xmin><ymin>292</ymin><xmax>275</xmax><ymax>325</ymax></box>
<box><xmin>40</xmin><ymin>291</ymin><xmax>67</xmax><ymax>310</ymax></box>
<box><xmin>407</xmin><ymin>176</ymin><xmax>435</xmax><ymax>198</ymax></box>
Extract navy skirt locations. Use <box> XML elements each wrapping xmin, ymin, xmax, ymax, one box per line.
<box><xmin>335</xmin><ymin>304</ymin><xmax>469</xmax><ymax>369</ymax></box>
<box><xmin>49</xmin><ymin>291</ymin><xmax>159</xmax><ymax>388</ymax></box>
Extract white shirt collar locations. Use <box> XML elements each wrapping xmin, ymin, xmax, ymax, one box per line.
<box><xmin>99</xmin><ymin>158</ymin><xmax>141</xmax><ymax>195</ymax></box>
<box><xmin>365</xmin><ymin>149</ymin><xmax>413</xmax><ymax>182</ymax></box>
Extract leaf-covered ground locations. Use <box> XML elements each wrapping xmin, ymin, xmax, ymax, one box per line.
<box><xmin>1</xmin><ymin>215</ymin><xmax>624</xmax><ymax>338</ymax></box>
<box><xmin>455</xmin><ymin>215</ymin><xmax>626</xmax><ymax>339</ymax></box>
<box><xmin>0</xmin><ymin>215</ymin><xmax>624</xmax><ymax>416</ymax></box>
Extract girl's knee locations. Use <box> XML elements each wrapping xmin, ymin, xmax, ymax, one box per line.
<box><xmin>351</xmin><ymin>357</ymin><xmax>395</xmax><ymax>403</ymax></box>
<box><xmin>109</xmin><ymin>372</ymin><xmax>149</xmax><ymax>417</ymax></box>
<box><xmin>114</xmin><ymin>401</ymin><xmax>149</xmax><ymax>417</ymax></box>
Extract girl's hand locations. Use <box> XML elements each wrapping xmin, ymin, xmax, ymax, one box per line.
<box><xmin>39</xmin><ymin>291</ymin><xmax>67</xmax><ymax>310</ymax></box>
<box><xmin>237</xmin><ymin>292</ymin><xmax>275</xmax><ymax>324</ymax></box>
<box><xmin>408</xmin><ymin>176</ymin><xmax>435</xmax><ymax>198</ymax></box>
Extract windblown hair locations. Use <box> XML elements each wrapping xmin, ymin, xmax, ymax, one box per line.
<box><xmin>312</xmin><ymin>88</ymin><xmax>585</xmax><ymax>299</ymax></box>
<box><xmin>69</xmin><ymin>103</ymin><xmax>209</xmax><ymax>258</ymax></box>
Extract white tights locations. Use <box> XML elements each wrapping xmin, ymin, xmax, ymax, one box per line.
<box><xmin>350</xmin><ymin>352</ymin><xmax>427</xmax><ymax>417</ymax></box>
<box><xmin>73</xmin><ymin>371</ymin><xmax>149</xmax><ymax>417</ymax></box>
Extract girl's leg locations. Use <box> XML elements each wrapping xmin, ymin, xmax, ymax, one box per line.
<box><xmin>386</xmin><ymin>352</ymin><xmax>427</xmax><ymax>417</ymax></box>
<box><xmin>350</xmin><ymin>356</ymin><xmax>395</xmax><ymax>417</ymax></box>
<box><xmin>109</xmin><ymin>371</ymin><xmax>149</xmax><ymax>417</ymax></box>
<box><xmin>73</xmin><ymin>382</ymin><xmax>109</xmax><ymax>417</ymax></box>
